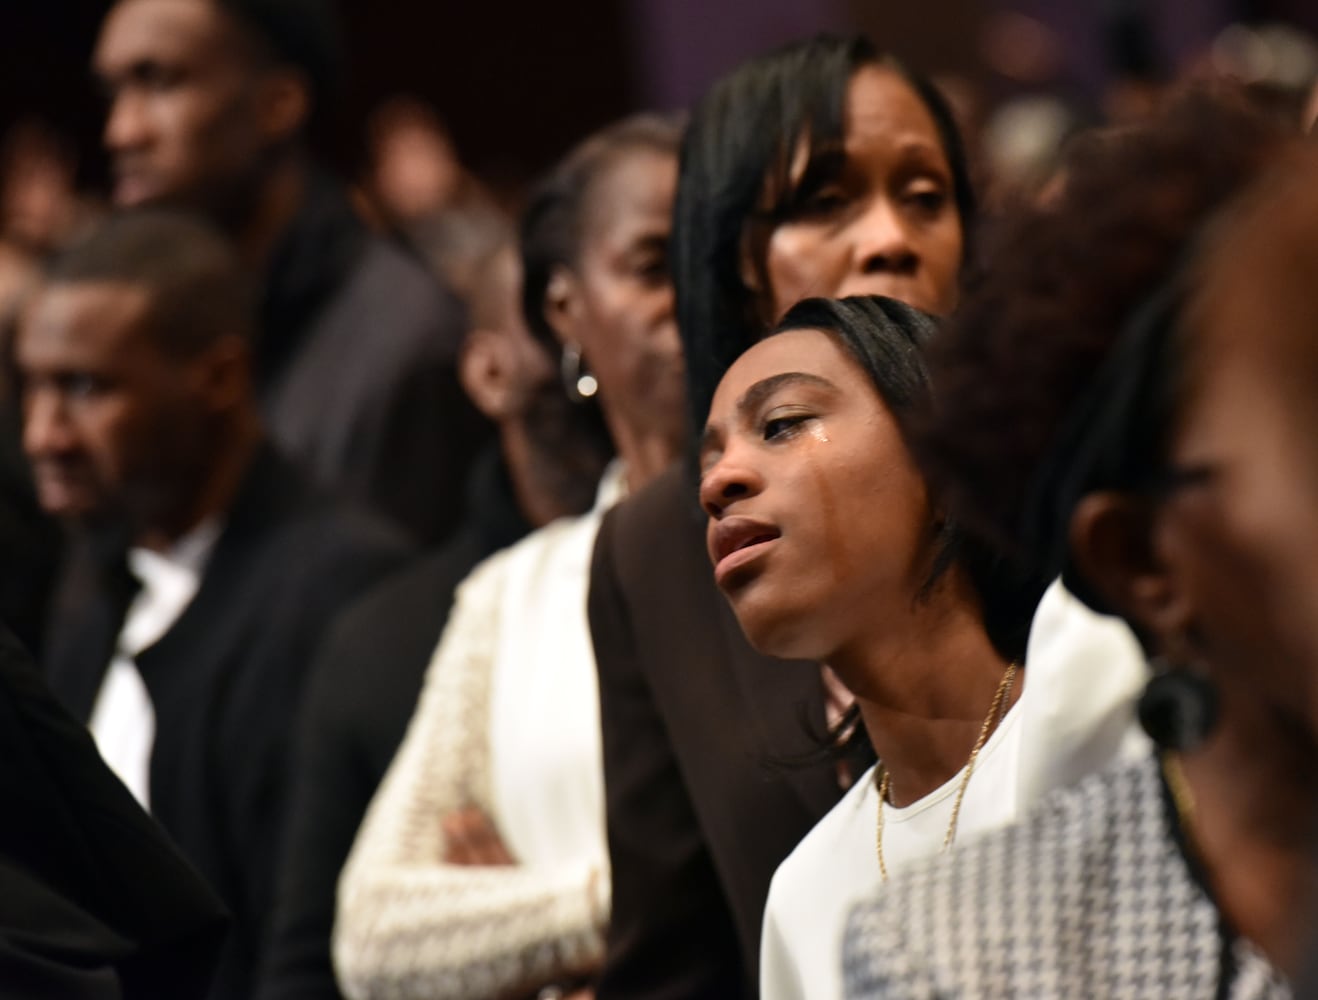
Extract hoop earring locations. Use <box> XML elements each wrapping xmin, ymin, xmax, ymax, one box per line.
<box><xmin>1137</xmin><ymin>654</ymin><xmax>1218</xmax><ymax>751</ymax></box>
<box><xmin>561</xmin><ymin>343</ymin><xmax>598</xmax><ymax>403</ymax></box>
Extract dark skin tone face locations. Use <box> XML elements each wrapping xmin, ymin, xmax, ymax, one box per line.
<box><xmin>760</xmin><ymin>65</ymin><xmax>964</xmax><ymax>321</ymax></box>
<box><xmin>700</xmin><ymin>329</ymin><xmax>934</xmax><ymax>664</ymax></box>
<box><xmin>94</xmin><ymin>0</ymin><xmax>302</xmax><ymax>213</ymax></box>
<box><xmin>546</xmin><ymin>147</ymin><xmax>684</xmax><ymax>493</ymax></box>
<box><xmin>16</xmin><ymin>280</ymin><xmax>247</xmax><ymax>545</ymax></box>
<box><xmin>1153</xmin><ymin>289</ymin><xmax>1318</xmax><ymax>733</ymax></box>
<box><xmin>701</xmin><ymin>328</ymin><xmax>1011</xmax><ymax>805</ymax></box>
<box><xmin>1162</xmin><ymin>208</ymin><xmax>1318</xmax><ymax>977</ymax></box>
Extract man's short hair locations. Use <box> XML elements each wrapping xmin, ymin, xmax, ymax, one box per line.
<box><xmin>217</xmin><ymin>0</ymin><xmax>345</xmax><ymax>109</ymax></box>
<box><xmin>46</xmin><ymin>209</ymin><xmax>254</xmax><ymax>359</ymax></box>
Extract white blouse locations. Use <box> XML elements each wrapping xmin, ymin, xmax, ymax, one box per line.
<box><xmin>759</xmin><ymin>579</ymin><xmax>1151</xmax><ymax>1000</ymax></box>
<box><xmin>334</xmin><ymin>465</ymin><xmax>625</xmax><ymax>1000</ymax></box>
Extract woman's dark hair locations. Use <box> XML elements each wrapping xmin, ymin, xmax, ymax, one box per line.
<box><xmin>675</xmin><ymin>34</ymin><xmax>974</xmax><ymax>443</ymax></box>
<box><xmin>773</xmin><ymin>295</ymin><xmax>1043</xmax><ymax>665</ymax></box>
<box><xmin>910</xmin><ymin>84</ymin><xmax>1290</xmax><ymax>601</ymax></box>
<box><xmin>519</xmin><ymin>112</ymin><xmax>684</xmax><ymax>353</ymax></box>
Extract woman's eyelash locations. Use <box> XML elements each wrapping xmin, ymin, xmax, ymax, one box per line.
<box><xmin>764</xmin><ymin>414</ymin><xmax>809</xmax><ymax>440</ymax></box>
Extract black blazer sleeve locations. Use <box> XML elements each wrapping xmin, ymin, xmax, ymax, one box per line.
<box><xmin>590</xmin><ymin>505</ymin><xmax>749</xmax><ymax>1000</ymax></box>
<box><xmin>0</xmin><ymin>624</ymin><xmax>228</xmax><ymax>999</ymax></box>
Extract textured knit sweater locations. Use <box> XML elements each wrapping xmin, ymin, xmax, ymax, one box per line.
<box><xmin>334</xmin><ymin>467</ymin><xmax>624</xmax><ymax>1000</ymax></box>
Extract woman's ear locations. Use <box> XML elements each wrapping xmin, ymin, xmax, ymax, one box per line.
<box><xmin>1068</xmin><ymin>491</ymin><xmax>1192</xmax><ymax>646</ymax></box>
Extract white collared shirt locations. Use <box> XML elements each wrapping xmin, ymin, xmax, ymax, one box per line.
<box><xmin>89</xmin><ymin>520</ymin><xmax>221</xmax><ymax>808</ymax></box>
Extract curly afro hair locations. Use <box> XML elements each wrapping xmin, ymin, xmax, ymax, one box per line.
<box><xmin>911</xmin><ymin>83</ymin><xmax>1292</xmax><ymax>573</ymax></box>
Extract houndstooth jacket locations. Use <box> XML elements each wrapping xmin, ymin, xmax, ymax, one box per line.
<box><xmin>842</xmin><ymin>753</ymin><xmax>1290</xmax><ymax>999</ymax></box>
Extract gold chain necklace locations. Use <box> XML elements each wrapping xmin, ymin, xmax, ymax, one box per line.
<box><xmin>1161</xmin><ymin>751</ymin><xmax>1198</xmax><ymax>849</ymax></box>
<box><xmin>874</xmin><ymin>662</ymin><xmax>1019</xmax><ymax>881</ymax></box>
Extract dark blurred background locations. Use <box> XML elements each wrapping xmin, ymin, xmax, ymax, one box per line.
<box><xmin>4</xmin><ymin>0</ymin><xmax>1316</xmax><ymax>201</ymax></box>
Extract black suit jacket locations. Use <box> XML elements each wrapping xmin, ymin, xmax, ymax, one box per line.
<box><xmin>590</xmin><ymin>465</ymin><xmax>845</xmax><ymax>999</ymax></box>
<box><xmin>0</xmin><ymin>621</ymin><xmax>227</xmax><ymax>999</ymax></box>
<box><xmin>258</xmin><ymin>169</ymin><xmax>491</xmax><ymax>547</ymax></box>
<box><xmin>44</xmin><ymin>444</ymin><xmax>412</xmax><ymax>1000</ymax></box>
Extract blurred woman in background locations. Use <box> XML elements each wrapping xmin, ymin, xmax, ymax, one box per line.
<box><xmin>334</xmin><ymin>112</ymin><xmax>685</xmax><ymax>1000</ymax></box>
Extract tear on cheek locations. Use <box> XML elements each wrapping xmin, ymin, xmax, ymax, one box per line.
<box><xmin>810</xmin><ymin>425</ymin><xmax>831</xmax><ymax>444</ymax></box>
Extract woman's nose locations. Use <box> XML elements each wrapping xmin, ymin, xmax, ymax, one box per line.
<box><xmin>852</xmin><ymin>197</ymin><xmax>918</xmax><ymax>276</ymax></box>
<box><xmin>699</xmin><ymin>448</ymin><xmax>762</xmax><ymax>519</ymax></box>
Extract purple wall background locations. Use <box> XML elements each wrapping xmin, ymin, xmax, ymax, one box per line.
<box><xmin>0</xmin><ymin>0</ymin><xmax>1313</xmax><ymax>193</ymax></box>
<box><xmin>625</xmin><ymin>0</ymin><xmax>851</xmax><ymax>110</ymax></box>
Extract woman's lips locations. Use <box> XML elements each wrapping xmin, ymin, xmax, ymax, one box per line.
<box><xmin>709</xmin><ymin>515</ymin><xmax>781</xmax><ymax>588</ymax></box>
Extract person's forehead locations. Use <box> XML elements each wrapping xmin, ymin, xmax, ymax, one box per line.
<box><xmin>718</xmin><ymin>329</ymin><xmax>854</xmax><ymax>399</ymax></box>
<box><xmin>18</xmin><ymin>282</ymin><xmax>156</xmax><ymax>361</ymax></box>
<box><xmin>581</xmin><ymin>150</ymin><xmax>676</xmax><ymax>245</ymax></box>
<box><xmin>1195</xmin><ymin>197</ymin><xmax>1318</xmax><ymax>389</ymax></box>
<box><xmin>95</xmin><ymin>0</ymin><xmax>245</xmax><ymax>72</ymax></box>
<box><xmin>844</xmin><ymin>64</ymin><xmax>943</xmax><ymax>153</ymax></box>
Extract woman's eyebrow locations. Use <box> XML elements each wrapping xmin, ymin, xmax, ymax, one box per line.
<box><xmin>737</xmin><ymin>371</ymin><xmax>836</xmax><ymax>417</ymax></box>
<box><xmin>699</xmin><ymin>371</ymin><xmax>838</xmax><ymax>466</ymax></box>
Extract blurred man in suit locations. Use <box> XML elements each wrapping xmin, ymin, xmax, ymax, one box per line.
<box><xmin>18</xmin><ymin>210</ymin><xmax>410</xmax><ymax>998</ymax></box>
<box><xmin>92</xmin><ymin>0</ymin><xmax>486</xmax><ymax>543</ymax></box>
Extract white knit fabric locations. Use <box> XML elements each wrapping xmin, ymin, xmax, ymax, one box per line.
<box><xmin>333</xmin><ymin>466</ymin><xmax>624</xmax><ymax>1000</ymax></box>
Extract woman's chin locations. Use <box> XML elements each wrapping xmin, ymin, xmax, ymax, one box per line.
<box><xmin>732</xmin><ymin>602</ymin><xmax>824</xmax><ymax>664</ymax></box>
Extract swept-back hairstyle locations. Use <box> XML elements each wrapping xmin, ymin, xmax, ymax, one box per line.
<box><xmin>675</xmin><ymin>34</ymin><xmax>973</xmax><ymax>442</ymax></box>
<box><xmin>772</xmin><ymin>295</ymin><xmax>1043</xmax><ymax>665</ymax></box>
<box><xmin>519</xmin><ymin>112</ymin><xmax>685</xmax><ymax>354</ymax></box>
<box><xmin>910</xmin><ymin>84</ymin><xmax>1289</xmax><ymax>605</ymax></box>
<box><xmin>517</xmin><ymin>112</ymin><xmax>684</xmax><ymax>459</ymax></box>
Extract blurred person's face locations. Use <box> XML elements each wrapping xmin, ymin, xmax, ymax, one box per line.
<box><xmin>16</xmin><ymin>281</ymin><xmax>219</xmax><ymax>532</ymax></box>
<box><xmin>1</xmin><ymin>127</ymin><xmax>79</xmax><ymax>253</ymax></box>
<box><xmin>94</xmin><ymin>0</ymin><xmax>293</xmax><ymax>212</ymax></box>
<box><xmin>761</xmin><ymin>65</ymin><xmax>963</xmax><ymax>320</ymax></box>
<box><xmin>699</xmin><ymin>328</ymin><xmax>933</xmax><ymax>662</ymax></box>
<box><xmin>1137</xmin><ymin>226</ymin><xmax>1318</xmax><ymax>732</ymax></box>
<box><xmin>373</xmin><ymin>120</ymin><xmax>462</xmax><ymax>222</ymax></box>
<box><xmin>547</xmin><ymin>148</ymin><xmax>684</xmax><ymax>446</ymax></box>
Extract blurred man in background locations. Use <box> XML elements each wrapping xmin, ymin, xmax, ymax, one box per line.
<box><xmin>93</xmin><ymin>0</ymin><xmax>487</xmax><ymax>544</ymax></box>
<box><xmin>19</xmin><ymin>210</ymin><xmax>410</xmax><ymax>999</ymax></box>
<box><xmin>260</xmin><ymin>240</ymin><xmax>612</xmax><ymax>1000</ymax></box>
